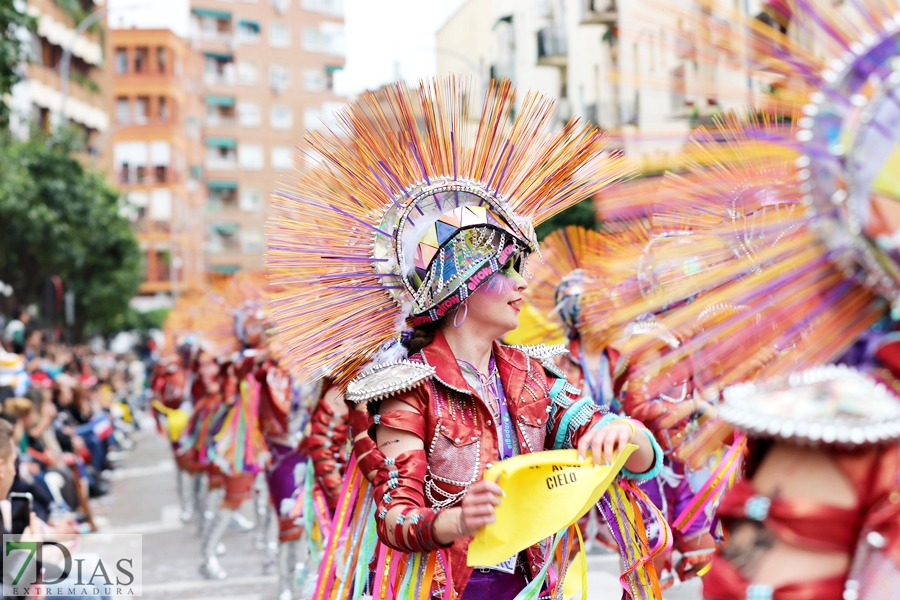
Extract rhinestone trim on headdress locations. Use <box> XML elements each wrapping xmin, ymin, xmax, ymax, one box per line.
<box><xmin>720</xmin><ymin>364</ymin><xmax>900</xmax><ymax>447</ymax></box>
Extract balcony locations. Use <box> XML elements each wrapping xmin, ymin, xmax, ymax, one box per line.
<box><xmin>537</xmin><ymin>27</ymin><xmax>568</xmax><ymax>67</ymax></box>
<box><xmin>203</xmin><ymin>69</ymin><xmax>236</xmax><ymax>87</ymax></box>
<box><xmin>206</xmin><ymin>158</ymin><xmax>237</xmax><ymax>171</ymax></box>
<box><xmin>581</xmin><ymin>0</ymin><xmax>617</xmax><ymax>25</ymax></box>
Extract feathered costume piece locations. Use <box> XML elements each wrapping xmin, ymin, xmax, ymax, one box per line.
<box><xmin>162</xmin><ymin>288</ymin><xmax>208</xmax><ymax>352</ymax></box>
<box><xmin>267</xmin><ymin>77</ymin><xmax>629</xmax><ymax>386</ymax></box>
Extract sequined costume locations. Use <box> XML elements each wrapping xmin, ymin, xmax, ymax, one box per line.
<box><xmin>266</xmin><ymin>78</ymin><xmax>669</xmax><ymax>599</ymax></box>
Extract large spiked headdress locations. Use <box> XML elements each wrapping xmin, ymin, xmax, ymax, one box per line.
<box><xmin>749</xmin><ymin>0</ymin><xmax>900</xmax><ymax>304</ymax></box>
<box><xmin>193</xmin><ymin>272</ymin><xmax>272</xmax><ymax>358</ymax></box>
<box><xmin>267</xmin><ymin>78</ymin><xmax>628</xmax><ymax>384</ymax></box>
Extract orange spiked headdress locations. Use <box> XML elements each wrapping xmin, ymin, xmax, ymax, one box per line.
<box><xmin>267</xmin><ymin>77</ymin><xmax>629</xmax><ymax>384</ymax></box>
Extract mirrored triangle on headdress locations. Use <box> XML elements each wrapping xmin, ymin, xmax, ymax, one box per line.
<box><xmin>420</xmin><ymin>244</ymin><xmax>439</xmax><ymax>270</ymax></box>
<box><xmin>440</xmin><ymin>208</ymin><xmax>463</xmax><ymax>228</ymax></box>
<box><xmin>420</xmin><ymin>225</ymin><xmax>439</xmax><ymax>248</ymax></box>
<box><xmin>462</xmin><ymin>206</ymin><xmax>487</xmax><ymax>227</ymax></box>
<box><xmin>485</xmin><ymin>209</ymin><xmax>505</xmax><ymax>229</ymax></box>
<box><xmin>435</xmin><ymin>220</ymin><xmax>458</xmax><ymax>246</ymax></box>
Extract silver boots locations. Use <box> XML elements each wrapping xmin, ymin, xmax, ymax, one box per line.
<box><xmin>199</xmin><ymin>508</ymin><xmax>232</xmax><ymax>580</ymax></box>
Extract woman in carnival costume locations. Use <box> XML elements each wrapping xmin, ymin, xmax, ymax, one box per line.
<box><xmin>260</xmin><ymin>349</ymin><xmax>350</xmax><ymax>599</ymax></box>
<box><xmin>155</xmin><ymin>290</ymin><xmax>211</xmax><ymax>525</ymax></box>
<box><xmin>194</xmin><ymin>274</ymin><xmax>272</xmax><ymax>580</ymax></box>
<box><xmin>267</xmin><ymin>77</ymin><xmax>669</xmax><ymax>599</ymax></box>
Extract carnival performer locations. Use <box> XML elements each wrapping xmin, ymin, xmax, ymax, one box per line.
<box><xmin>698</xmin><ymin>0</ymin><xmax>900</xmax><ymax>597</ymax></box>
<box><xmin>570</xmin><ymin>0</ymin><xmax>900</xmax><ymax>596</ymax></box>
<box><xmin>266</xmin><ymin>77</ymin><xmax>670</xmax><ymax>599</ymax></box>
<box><xmin>257</xmin><ymin>358</ymin><xmax>349</xmax><ymax>598</ymax></box>
<box><xmin>155</xmin><ymin>291</ymin><xmax>210</xmax><ymax>525</ymax></box>
<box><xmin>522</xmin><ymin>225</ymin><xmax>632</xmax><ymax>554</ymax></box>
<box><xmin>195</xmin><ymin>275</ymin><xmax>272</xmax><ymax>580</ymax></box>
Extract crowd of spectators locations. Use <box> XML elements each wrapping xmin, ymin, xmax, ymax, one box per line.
<box><xmin>0</xmin><ymin>308</ymin><xmax>151</xmax><ymax>567</ymax></box>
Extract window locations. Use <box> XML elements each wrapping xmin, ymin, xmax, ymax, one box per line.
<box><xmin>237</xmin><ymin>102</ymin><xmax>261</xmax><ymax>126</ymax></box>
<box><xmin>115</xmin><ymin>97</ymin><xmax>130</xmax><ymax>123</ymax></box>
<box><xmin>151</xmin><ymin>141</ymin><xmax>170</xmax><ymax>184</ymax></box>
<box><xmin>114</xmin><ymin>48</ymin><xmax>128</xmax><ymax>74</ymax></box>
<box><xmin>270</xmin><ymin>0</ymin><xmax>289</xmax><ymax>14</ymax></box>
<box><xmin>237</xmin><ymin>20</ymin><xmax>260</xmax><ymax>43</ymax></box>
<box><xmin>303</xmin><ymin>107</ymin><xmax>321</xmax><ymax>130</ymax></box>
<box><xmin>157</xmin><ymin>47</ymin><xmax>166</xmax><ymax>73</ymax></box>
<box><xmin>238</xmin><ymin>144</ymin><xmax>264</xmax><ymax>170</ymax></box>
<box><xmin>134</xmin><ymin>47</ymin><xmax>148</xmax><ymax>73</ymax></box>
<box><xmin>320</xmin><ymin>22</ymin><xmax>345</xmax><ymax>55</ymax></box>
<box><xmin>239</xmin><ymin>187</ymin><xmax>262</xmax><ymax>211</ymax></box>
<box><xmin>269</xmin><ymin>64</ymin><xmax>289</xmax><ymax>93</ymax></box>
<box><xmin>270</xmin><ymin>105</ymin><xmax>293</xmax><ymax>129</ymax></box>
<box><xmin>159</xmin><ymin>96</ymin><xmax>169</xmax><ymax>121</ymax></box>
<box><xmin>237</xmin><ymin>61</ymin><xmax>258</xmax><ymax>85</ymax></box>
<box><xmin>135</xmin><ymin>96</ymin><xmax>149</xmax><ymax>123</ymax></box>
<box><xmin>240</xmin><ymin>228</ymin><xmax>264</xmax><ymax>253</ymax></box>
<box><xmin>271</xmin><ymin>146</ymin><xmax>293</xmax><ymax>170</ymax></box>
<box><xmin>301</xmin><ymin>0</ymin><xmax>344</xmax><ymax>15</ymax></box>
<box><xmin>114</xmin><ymin>141</ymin><xmax>148</xmax><ymax>184</ymax></box>
<box><xmin>302</xmin><ymin>27</ymin><xmax>321</xmax><ymax>52</ymax></box>
<box><xmin>269</xmin><ymin>23</ymin><xmax>290</xmax><ymax>47</ymax></box>
<box><xmin>150</xmin><ymin>189</ymin><xmax>172</xmax><ymax>221</ymax></box>
<box><xmin>303</xmin><ymin>68</ymin><xmax>325</xmax><ymax>91</ymax></box>
<box><xmin>302</xmin><ymin>23</ymin><xmax>344</xmax><ymax>55</ymax></box>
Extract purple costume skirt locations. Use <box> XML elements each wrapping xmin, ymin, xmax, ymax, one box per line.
<box><xmin>265</xmin><ymin>441</ymin><xmax>307</xmax><ymax>541</ymax></box>
<box><xmin>458</xmin><ymin>568</ymin><xmax>527</xmax><ymax>600</ymax></box>
<box><xmin>638</xmin><ymin>457</ymin><xmax>709</xmax><ymax>538</ymax></box>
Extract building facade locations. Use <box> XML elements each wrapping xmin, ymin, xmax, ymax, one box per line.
<box><xmin>436</xmin><ymin>0</ymin><xmax>764</xmax><ymax>167</ymax></box>
<box><xmin>190</xmin><ymin>0</ymin><xmax>347</xmax><ymax>273</ymax></box>
<box><xmin>9</xmin><ymin>0</ymin><xmax>111</xmax><ymax>149</ymax></box>
<box><xmin>110</xmin><ymin>28</ymin><xmax>206</xmax><ymax>298</ymax></box>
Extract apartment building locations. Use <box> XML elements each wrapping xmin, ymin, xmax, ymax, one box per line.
<box><xmin>190</xmin><ymin>0</ymin><xmax>347</xmax><ymax>273</ymax></box>
<box><xmin>110</xmin><ymin>29</ymin><xmax>206</xmax><ymax>297</ymax></box>
<box><xmin>8</xmin><ymin>0</ymin><xmax>110</xmax><ymax>148</ymax></box>
<box><xmin>436</xmin><ymin>0</ymin><xmax>763</xmax><ymax>165</ymax></box>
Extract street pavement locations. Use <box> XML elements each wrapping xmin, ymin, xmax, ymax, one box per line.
<box><xmin>94</xmin><ymin>418</ymin><xmax>701</xmax><ymax>600</ymax></box>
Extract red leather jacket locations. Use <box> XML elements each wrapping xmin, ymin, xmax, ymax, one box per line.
<box><xmin>355</xmin><ymin>330</ymin><xmax>651</xmax><ymax>596</ymax></box>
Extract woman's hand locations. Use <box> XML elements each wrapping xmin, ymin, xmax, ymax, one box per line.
<box><xmin>577</xmin><ymin>422</ymin><xmax>634</xmax><ymax>466</ymax></box>
<box><xmin>458</xmin><ymin>478</ymin><xmax>503</xmax><ymax>537</ymax></box>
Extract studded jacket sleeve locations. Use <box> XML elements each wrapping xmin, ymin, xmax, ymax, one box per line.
<box><xmin>544</xmin><ymin>366</ymin><xmax>662</xmax><ymax>481</ymax></box>
<box><xmin>368</xmin><ymin>385</ymin><xmax>450</xmax><ymax>554</ymax></box>
<box><xmin>307</xmin><ymin>386</ymin><xmax>350</xmax><ymax>512</ymax></box>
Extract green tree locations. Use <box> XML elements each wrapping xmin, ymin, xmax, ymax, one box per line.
<box><xmin>0</xmin><ymin>129</ymin><xmax>143</xmax><ymax>336</ymax></box>
<box><xmin>0</xmin><ymin>0</ymin><xmax>35</xmax><ymax>127</ymax></box>
<box><xmin>535</xmin><ymin>199</ymin><xmax>598</xmax><ymax>241</ymax></box>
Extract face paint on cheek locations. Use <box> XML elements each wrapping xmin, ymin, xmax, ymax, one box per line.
<box><xmin>481</xmin><ymin>273</ymin><xmax>514</xmax><ymax>295</ymax></box>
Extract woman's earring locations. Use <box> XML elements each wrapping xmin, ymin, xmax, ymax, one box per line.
<box><xmin>453</xmin><ymin>301</ymin><xmax>468</xmax><ymax>328</ymax></box>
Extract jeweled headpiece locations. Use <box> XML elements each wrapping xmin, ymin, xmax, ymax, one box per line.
<box><xmin>526</xmin><ymin>226</ymin><xmax>603</xmax><ymax>341</ymax></box>
<box><xmin>193</xmin><ymin>272</ymin><xmax>271</xmax><ymax>358</ymax></box>
<box><xmin>267</xmin><ymin>77</ymin><xmax>628</xmax><ymax>384</ymax></box>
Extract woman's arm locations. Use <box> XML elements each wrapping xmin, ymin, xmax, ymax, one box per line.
<box><xmin>547</xmin><ymin>375</ymin><xmax>662</xmax><ymax>478</ymax></box>
<box><xmin>307</xmin><ymin>385</ymin><xmax>349</xmax><ymax>511</ymax></box>
<box><xmin>374</xmin><ymin>399</ymin><xmax>503</xmax><ymax>550</ymax></box>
